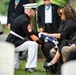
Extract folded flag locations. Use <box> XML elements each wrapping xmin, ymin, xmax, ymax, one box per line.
<box><xmin>38</xmin><ymin>32</ymin><xmax>58</xmax><ymax>45</ymax></box>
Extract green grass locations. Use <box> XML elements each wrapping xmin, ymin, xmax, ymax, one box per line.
<box><xmin>14</xmin><ymin>59</ymin><xmax>54</xmax><ymax>75</ymax></box>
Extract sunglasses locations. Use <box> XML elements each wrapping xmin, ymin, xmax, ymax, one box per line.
<box><xmin>59</xmin><ymin>12</ymin><xmax>63</xmax><ymax>16</ymax></box>
<box><xmin>59</xmin><ymin>13</ymin><xmax>62</xmax><ymax>16</ymax></box>
<box><xmin>32</xmin><ymin>8</ymin><xmax>37</xmax><ymax>12</ymax></box>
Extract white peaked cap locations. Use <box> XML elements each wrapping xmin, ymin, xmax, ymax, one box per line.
<box><xmin>23</xmin><ymin>3</ymin><xmax>37</xmax><ymax>9</ymax></box>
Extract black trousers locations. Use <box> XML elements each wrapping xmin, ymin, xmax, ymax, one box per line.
<box><xmin>41</xmin><ymin>42</ymin><xmax>55</xmax><ymax>62</ymax></box>
<box><xmin>45</xmin><ymin>23</ymin><xmax>54</xmax><ymax>33</ymax></box>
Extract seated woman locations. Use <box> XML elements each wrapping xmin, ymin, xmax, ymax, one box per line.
<box><xmin>44</xmin><ymin>35</ymin><xmax>76</xmax><ymax>75</ymax></box>
<box><xmin>43</xmin><ymin>4</ymin><xmax>76</xmax><ymax>61</ymax></box>
<box><xmin>49</xmin><ymin>32</ymin><xmax>76</xmax><ymax>63</ymax></box>
<box><xmin>44</xmin><ymin>40</ymin><xmax>76</xmax><ymax>65</ymax></box>
<box><xmin>43</xmin><ymin>4</ymin><xmax>76</xmax><ymax>74</ymax></box>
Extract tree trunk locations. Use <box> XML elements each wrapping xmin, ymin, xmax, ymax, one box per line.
<box><xmin>68</xmin><ymin>0</ymin><xmax>76</xmax><ymax>11</ymax></box>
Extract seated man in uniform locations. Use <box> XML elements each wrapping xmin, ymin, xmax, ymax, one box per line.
<box><xmin>6</xmin><ymin>3</ymin><xmax>42</xmax><ymax>73</ymax></box>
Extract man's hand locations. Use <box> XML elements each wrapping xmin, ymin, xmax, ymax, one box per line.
<box><xmin>30</xmin><ymin>34</ymin><xmax>39</xmax><ymax>41</ymax></box>
<box><xmin>39</xmin><ymin>28</ymin><xmax>44</xmax><ymax>32</ymax></box>
<box><xmin>7</xmin><ymin>24</ymin><xmax>11</xmax><ymax>30</ymax></box>
<box><xmin>30</xmin><ymin>34</ymin><xmax>43</xmax><ymax>45</ymax></box>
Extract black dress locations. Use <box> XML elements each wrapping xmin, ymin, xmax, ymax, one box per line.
<box><xmin>41</xmin><ymin>19</ymin><xmax>76</xmax><ymax>62</ymax></box>
<box><xmin>57</xmin><ymin>19</ymin><xmax>76</xmax><ymax>44</ymax></box>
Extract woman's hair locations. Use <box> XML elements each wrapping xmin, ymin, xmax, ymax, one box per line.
<box><xmin>58</xmin><ymin>4</ymin><xmax>76</xmax><ymax>21</ymax></box>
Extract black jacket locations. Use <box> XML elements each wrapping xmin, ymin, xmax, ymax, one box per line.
<box><xmin>37</xmin><ymin>4</ymin><xmax>61</xmax><ymax>32</ymax></box>
<box><xmin>7</xmin><ymin>0</ymin><xmax>30</xmax><ymax>29</ymax></box>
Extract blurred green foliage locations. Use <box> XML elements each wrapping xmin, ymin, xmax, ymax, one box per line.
<box><xmin>51</xmin><ymin>0</ymin><xmax>67</xmax><ymax>6</ymax></box>
<box><xmin>3</xmin><ymin>25</ymin><xmax>10</xmax><ymax>34</ymax></box>
<box><xmin>0</xmin><ymin>0</ymin><xmax>67</xmax><ymax>15</ymax></box>
<box><xmin>0</xmin><ymin>0</ymin><xmax>10</xmax><ymax>15</ymax></box>
<box><xmin>37</xmin><ymin>0</ymin><xmax>67</xmax><ymax>6</ymax></box>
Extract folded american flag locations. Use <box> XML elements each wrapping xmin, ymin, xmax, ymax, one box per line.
<box><xmin>38</xmin><ymin>32</ymin><xmax>58</xmax><ymax>45</ymax></box>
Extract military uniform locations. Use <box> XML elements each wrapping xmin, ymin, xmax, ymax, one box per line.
<box><xmin>6</xmin><ymin>13</ymin><xmax>38</xmax><ymax>69</ymax></box>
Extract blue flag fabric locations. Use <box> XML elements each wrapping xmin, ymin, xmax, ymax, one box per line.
<box><xmin>38</xmin><ymin>32</ymin><xmax>58</xmax><ymax>45</ymax></box>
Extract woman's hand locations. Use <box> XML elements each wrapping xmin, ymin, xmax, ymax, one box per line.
<box><xmin>43</xmin><ymin>32</ymin><xmax>52</xmax><ymax>36</ymax></box>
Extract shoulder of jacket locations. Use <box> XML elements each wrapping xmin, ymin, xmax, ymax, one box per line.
<box><xmin>51</xmin><ymin>3</ymin><xmax>60</xmax><ymax>8</ymax></box>
<box><xmin>67</xmin><ymin>19</ymin><xmax>75</xmax><ymax>22</ymax></box>
<box><xmin>38</xmin><ymin>4</ymin><xmax>45</xmax><ymax>8</ymax></box>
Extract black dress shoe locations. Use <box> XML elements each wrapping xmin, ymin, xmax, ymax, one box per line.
<box><xmin>25</xmin><ymin>68</ymin><xmax>37</xmax><ymax>73</ymax></box>
<box><xmin>19</xmin><ymin>56</ymin><xmax>26</xmax><ymax>60</ymax></box>
<box><xmin>44</xmin><ymin>63</ymin><xmax>51</xmax><ymax>69</ymax></box>
<box><xmin>43</xmin><ymin>63</ymin><xmax>52</xmax><ymax>74</ymax></box>
<box><xmin>44</xmin><ymin>63</ymin><xmax>57</xmax><ymax>74</ymax></box>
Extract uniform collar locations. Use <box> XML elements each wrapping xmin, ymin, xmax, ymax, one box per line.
<box><xmin>25</xmin><ymin>13</ymin><xmax>31</xmax><ymax>21</ymax></box>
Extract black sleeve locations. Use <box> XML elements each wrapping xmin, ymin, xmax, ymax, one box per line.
<box><xmin>21</xmin><ymin>21</ymin><xmax>33</xmax><ymax>37</ymax></box>
<box><xmin>58</xmin><ymin>39</ymin><xmax>71</xmax><ymax>55</ymax></box>
<box><xmin>7</xmin><ymin>1</ymin><xmax>11</xmax><ymax>24</ymax></box>
<box><xmin>21</xmin><ymin>21</ymin><xmax>39</xmax><ymax>40</ymax></box>
<box><xmin>32</xmin><ymin>30</ymin><xmax>39</xmax><ymax>37</ymax></box>
<box><xmin>37</xmin><ymin>5</ymin><xmax>44</xmax><ymax>28</ymax></box>
<box><xmin>60</xmin><ymin>20</ymin><xmax>76</xmax><ymax>39</ymax></box>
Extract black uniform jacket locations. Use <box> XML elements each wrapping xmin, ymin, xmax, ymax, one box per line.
<box><xmin>37</xmin><ymin>4</ymin><xmax>61</xmax><ymax>32</ymax></box>
<box><xmin>6</xmin><ymin>14</ymin><xmax>38</xmax><ymax>47</ymax></box>
<box><xmin>7</xmin><ymin>0</ymin><xmax>30</xmax><ymax>29</ymax></box>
